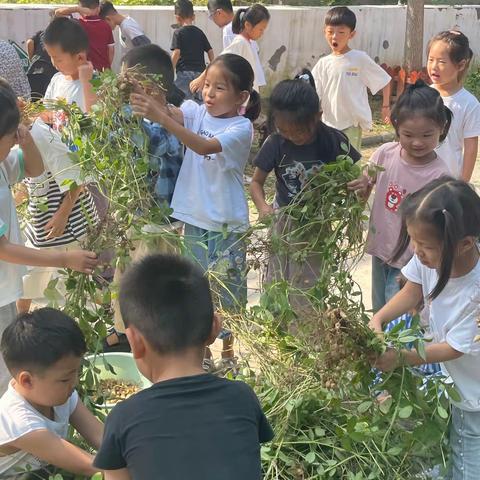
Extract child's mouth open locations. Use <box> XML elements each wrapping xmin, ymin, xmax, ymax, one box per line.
<box><xmin>332</xmin><ymin>41</ymin><xmax>338</xmax><ymax>48</ymax></box>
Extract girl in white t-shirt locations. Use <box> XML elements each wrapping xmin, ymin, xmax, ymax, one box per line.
<box><xmin>370</xmin><ymin>177</ymin><xmax>480</xmax><ymax>479</ymax></box>
<box><xmin>427</xmin><ymin>30</ymin><xmax>480</xmax><ymax>181</ymax></box>
<box><xmin>130</xmin><ymin>53</ymin><xmax>260</xmax><ymax>371</ymax></box>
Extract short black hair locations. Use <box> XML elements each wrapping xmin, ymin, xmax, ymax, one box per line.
<box><xmin>0</xmin><ymin>78</ymin><xmax>20</xmax><ymax>138</ymax></box>
<box><xmin>207</xmin><ymin>0</ymin><xmax>233</xmax><ymax>14</ymax></box>
<box><xmin>175</xmin><ymin>0</ymin><xmax>194</xmax><ymax>19</ymax></box>
<box><xmin>123</xmin><ymin>44</ymin><xmax>174</xmax><ymax>92</ymax></box>
<box><xmin>119</xmin><ymin>254</ymin><xmax>214</xmax><ymax>354</ymax></box>
<box><xmin>80</xmin><ymin>0</ymin><xmax>100</xmax><ymax>8</ymax></box>
<box><xmin>1</xmin><ymin>308</ymin><xmax>86</xmax><ymax>375</ymax></box>
<box><xmin>99</xmin><ymin>0</ymin><xmax>117</xmax><ymax>17</ymax></box>
<box><xmin>324</xmin><ymin>6</ymin><xmax>356</xmax><ymax>31</ymax></box>
<box><xmin>232</xmin><ymin>4</ymin><xmax>270</xmax><ymax>35</ymax></box>
<box><xmin>44</xmin><ymin>17</ymin><xmax>89</xmax><ymax>55</ymax></box>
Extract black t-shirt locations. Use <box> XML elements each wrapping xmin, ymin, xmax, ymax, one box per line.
<box><xmin>170</xmin><ymin>25</ymin><xmax>212</xmax><ymax>73</ymax></box>
<box><xmin>94</xmin><ymin>373</ymin><xmax>273</xmax><ymax>480</ymax></box>
<box><xmin>254</xmin><ymin>128</ymin><xmax>361</xmax><ymax>207</ymax></box>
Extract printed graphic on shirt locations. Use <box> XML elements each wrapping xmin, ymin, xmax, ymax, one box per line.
<box><xmin>385</xmin><ymin>182</ymin><xmax>406</xmax><ymax>213</ymax></box>
<box><xmin>281</xmin><ymin>160</ymin><xmax>323</xmax><ymax>198</ymax></box>
<box><xmin>345</xmin><ymin>67</ymin><xmax>360</xmax><ymax>78</ymax></box>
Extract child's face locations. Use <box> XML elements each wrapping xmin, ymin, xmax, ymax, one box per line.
<box><xmin>407</xmin><ymin>221</ymin><xmax>443</xmax><ymax>270</ymax></box>
<box><xmin>427</xmin><ymin>40</ymin><xmax>465</xmax><ymax>88</ymax></box>
<box><xmin>274</xmin><ymin>113</ymin><xmax>317</xmax><ymax>146</ymax></box>
<box><xmin>202</xmin><ymin>64</ymin><xmax>247</xmax><ymax>118</ymax></box>
<box><xmin>324</xmin><ymin>24</ymin><xmax>355</xmax><ymax>54</ymax></box>
<box><xmin>45</xmin><ymin>44</ymin><xmax>87</xmax><ymax>77</ymax></box>
<box><xmin>397</xmin><ymin>115</ymin><xmax>442</xmax><ymax>163</ymax></box>
<box><xmin>208</xmin><ymin>8</ymin><xmax>229</xmax><ymax>28</ymax></box>
<box><xmin>0</xmin><ymin>129</ymin><xmax>18</xmax><ymax>163</ymax></box>
<box><xmin>244</xmin><ymin>19</ymin><xmax>269</xmax><ymax>41</ymax></box>
<box><xmin>20</xmin><ymin>354</ymin><xmax>82</xmax><ymax>407</ymax></box>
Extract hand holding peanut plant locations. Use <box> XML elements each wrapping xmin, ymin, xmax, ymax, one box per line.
<box><xmin>130</xmin><ymin>92</ymin><xmax>168</xmax><ymax>124</ymax></box>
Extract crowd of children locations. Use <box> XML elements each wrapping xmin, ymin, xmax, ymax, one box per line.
<box><xmin>0</xmin><ymin>3</ymin><xmax>479</xmax><ymax>479</ymax></box>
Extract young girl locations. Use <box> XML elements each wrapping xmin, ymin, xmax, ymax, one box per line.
<box><xmin>348</xmin><ymin>81</ymin><xmax>451</xmax><ymax>313</ymax></box>
<box><xmin>250</xmin><ymin>71</ymin><xmax>361</xmax><ymax>297</ymax></box>
<box><xmin>130</xmin><ymin>53</ymin><xmax>260</xmax><ymax>370</ymax></box>
<box><xmin>0</xmin><ymin>79</ymin><xmax>97</xmax><ymax>394</ymax></box>
<box><xmin>370</xmin><ymin>177</ymin><xmax>480</xmax><ymax>480</ymax></box>
<box><xmin>427</xmin><ymin>30</ymin><xmax>480</xmax><ymax>181</ymax></box>
<box><xmin>190</xmin><ymin>3</ymin><xmax>270</xmax><ymax>94</ymax></box>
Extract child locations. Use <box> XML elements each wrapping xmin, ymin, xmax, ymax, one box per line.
<box><xmin>191</xmin><ymin>4</ymin><xmax>269</xmax><ymax>94</ymax></box>
<box><xmin>348</xmin><ymin>81</ymin><xmax>451</xmax><ymax>313</ymax></box>
<box><xmin>0</xmin><ymin>308</ymin><xmax>103</xmax><ymax>477</ymax></box>
<box><xmin>0</xmin><ymin>79</ymin><xmax>97</xmax><ymax>395</ymax></box>
<box><xmin>99</xmin><ymin>1</ymin><xmax>151</xmax><ymax>51</ymax></box>
<box><xmin>55</xmin><ymin>0</ymin><xmax>115</xmax><ymax>72</ymax></box>
<box><xmin>130</xmin><ymin>53</ymin><xmax>260</xmax><ymax>369</ymax></box>
<box><xmin>370</xmin><ymin>177</ymin><xmax>480</xmax><ymax>480</ymax></box>
<box><xmin>94</xmin><ymin>254</ymin><xmax>274</xmax><ymax>479</ymax></box>
<box><xmin>311</xmin><ymin>6</ymin><xmax>391</xmax><ymax>152</ymax></box>
<box><xmin>104</xmin><ymin>44</ymin><xmax>184</xmax><ymax>352</ymax></box>
<box><xmin>26</xmin><ymin>30</ymin><xmax>57</xmax><ymax>99</ymax></box>
<box><xmin>0</xmin><ymin>40</ymin><xmax>31</xmax><ymax>100</ymax></box>
<box><xmin>427</xmin><ymin>30</ymin><xmax>480</xmax><ymax>181</ymax></box>
<box><xmin>207</xmin><ymin>0</ymin><xmax>265</xmax><ymax>86</ymax></box>
<box><xmin>250</xmin><ymin>71</ymin><xmax>360</xmax><ymax>297</ymax></box>
<box><xmin>17</xmin><ymin>119</ymin><xmax>99</xmax><ymax>314</ymax></box>
<box><xmin>171</xmin><ymin>0</ymin><xmax>214</xmax><ymax>104</ymax></box>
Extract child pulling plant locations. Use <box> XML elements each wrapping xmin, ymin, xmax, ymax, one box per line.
<box><xmin>370</xmin><ymin>177</ymin><xmax>480</xmax><ymax>480</ymax></box>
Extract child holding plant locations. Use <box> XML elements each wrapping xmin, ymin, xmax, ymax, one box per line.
<box><xmin>250</xmin><ymin>71</ymin><xmax>360</xmax><ymax>296</ymax></box>
<box><xmin>0</xmin><ymin>79</ymin><xmax>97</xmax><ymax>395</ymax></box>
<box><xmin>0</xmin><ymin>308</ymin><xmax>104</xmax><ymax>478</ymax></box>
<box><xmin>370</xmin><ymin>177</ymin><xmax>480</xmax><ymax>480</ymax></box>
<box><xmin>130</xmin><ymin>53</ymin><xmax>260</xmax><ymax>371</ymax></box>
<box><xmin>348</xmin><ymin>81</ymin><xmax>451</xmax><ymax>313</ymax></box>
<box><xmin>427</xmin><ymin>30</ymin><xmax>480</xmax><ymax>181</ymax></box>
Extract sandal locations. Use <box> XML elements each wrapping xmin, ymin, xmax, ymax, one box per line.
<box><xmin>103</xmin><ymin>328</ymin><xmax>131</xmax><ymax>353</ymax></box>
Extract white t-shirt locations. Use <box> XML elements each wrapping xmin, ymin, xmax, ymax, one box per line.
<box><xmin>435</xmin><ymin>87</ymin><xmax>480</xmax><ymax>178</ymax></box>
<box><xmin>44</xmin><ymin>72</ymin><xmax>86</xmax><ymax>113</ymax></box>
<box><xmin>171</xmin><ymin>100</ymin><xmax>253</xmax><ymax>232</ymax></box>
<box><xmin>0</xmin><ymin>384</ymin><xmax>78</xmax><ymax>476</ymax></box>
<box><xmin>0</xmin><ymin>149</ymin><xmax>26</xmax><ymax>307</ymax></box>
<box><xmin>119</xmin><ymin>16</ymin><xmax>146</xmax><ymax>50</ymax></box>
<box><xmin>402</xmin><ymin>255</ymin><xmax>480</xmax><ymax>412</ymax></box>
<box><xmin>311</xmin><ymin>49</ymin><xmax>391</xmax><ymax>131</ymax></box>
<box><xmin>222</xmin><ymin>24</ymin><xmax>265</xmax><ymax>89</ymax></box>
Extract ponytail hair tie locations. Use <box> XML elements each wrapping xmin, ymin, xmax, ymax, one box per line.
<box><xmin>442</xmin><ymin>208</ymin><xmax>447</xmax><ymax>214</ymax></box>
<box><xmin>239</xmin><ymin>10</ymin><xmax>247</xmax><ymax>21</ymax></box>
<box><xmin>297</xmin><ymin>74</ymin><xmax>310</xmax><ymax>84</ymax></box>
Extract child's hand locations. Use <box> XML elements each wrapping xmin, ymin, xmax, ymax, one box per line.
<box><xmin>347</xmin><ymin>175</ymin><xmax>370</xmax><ymax>199</ymax></box>
<box><xmin>16</xmin><ymin>125</ymin><xmax>34</xmax><ymax>148</ymax></box>
<box><xmin>130</xmin><ymin>93</ymin><xmax>166</xmax><ymax>123</ymax></box>
<box><xmin>79</xmin><ymin>62</ymin><xmax>94</xmax><ymax>84</ymax></box>
<box><xmin>371</xmin><ymin>348</ymin><xmax>399</xmax><ymax>372</ymax></box>
<box><xmin>64</xmin><ymin>250</ymin><xmax>98</xmax><ymax>274</ymax></box>
<box><xmin>381</xmin><ymin>106</ymin><xmax>391</xmax><ymax>124</ymax></box>
<box><xmin>45</xmin><ymin>210</ymin><xmax>69</xmax><ymax>239</ymax></box>
<box><xmin>368</xmin><ymin>315</ymin><xmax>383</xmax><ymax>334</ymax></box>
<box><xmin>190</xmin><ymin>77</ymin><xmax>204</xmax><ymax>94</ymax></box>
<box><xmin>258</xmin><ymin>204</ymin><xmax>274</xmax><ymax>221</ymax></box>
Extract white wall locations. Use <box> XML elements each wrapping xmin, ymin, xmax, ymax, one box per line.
<box><xmin>1</xmin><ymin>4</ymin><xmax>479</xmax><ymax>92</ymax></box>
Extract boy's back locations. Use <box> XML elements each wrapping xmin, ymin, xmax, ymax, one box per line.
<box><xmin>79</xmin><ymin>15</ymin><xmax>114</xmax><ymax>71</ymax></box>
<box><xmin>171</xmin><ymin>24</ymin><xmax>212</xmax><ymax>73</ymax></box>
<box><xmin>95</xmin><ymin>373</ymin><xmax>273</xmax><ymax>479</ymax></box>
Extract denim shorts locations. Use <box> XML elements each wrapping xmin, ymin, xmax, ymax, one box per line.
<box><xmin>174</xmin><ymin>70</ymin><xmax>203</xmax><ymax>104</ymax></box>
<box><xmin>371</xmin><ymin>256</ymin><xmax>402</xmax><ymax>312</ymax></box>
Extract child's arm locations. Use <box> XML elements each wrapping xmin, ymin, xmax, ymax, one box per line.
<box><xmin>461</xmin><ymin>136</ymin><xmax>478</xmax><ymax>182</ymax></box>
<box><xmin>12</xmin><ymin>430</ymin><xmax>100</xmax><ymax>476</ymax></box>
<box><xmin>108</xmin><ymin>44</ymin><xmax>115</xmax><ymax>67</ymax></box>
<box><xmin>44</xmin><ymin>185</ymin><xmax>83</xmax><ymax>240</ymax></box>
<box><xmin>171</xmin><ymin>49</ymin><xmax>180</xmax><ymax>70</ymax></box>
<box><xmin>250</xmin><ymin>167</ymin><xmax>274</xmax><ymax>220</ymax></box>
<box><xmin>18</xmin><ymin>126</ymin><xmax>45</xmax><ymax>178</ymax></box>
<box><xmin>130</xmin><ymin>93</ymin><xmax>221</xmax><ymax>156</ymax></box>
<box><xmin>104</xmin><ymin>469</ymin><xmax>132</xmax><ymax>480</ymax></box>
<box><xmin>207</xmin><ymin>49</ymin><xmax>214</xmax><ymax>63</ymax></box>
<box><xmin>54</xmin><ymin>6</ymin><xmax>93</xmax><ymax>16</ymax></box>
<box><xmin>0</xmin><ymin>236</ymin><xmax>97</xmax><ymax>273</ymax></box>
<box><xmin>70</xmin><ymin>400</ymin><xmax>104</xmax><ymax>450</ymax></box>
<box><xmin>369</xmin><ymin>280</ymin><xmax>423</xmax><ymax>333</ymax></box>
<box><xmin>78</xmin><ymin>62</ymin><xmax>97</xmax><ymax>113</ymax></box>
<box><xmin>26</xmin><ymin>38</ymin><xmax>35</xmax><ymax>60</ymax></box>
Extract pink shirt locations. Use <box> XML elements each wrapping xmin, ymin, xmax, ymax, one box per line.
<box><xmin>366</xmin><ymin>142</ymin><xmax>449</xmax><ymax>268</ymax></box>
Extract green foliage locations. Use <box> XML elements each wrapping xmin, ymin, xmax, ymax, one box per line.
<box><xmin>465</xmin><ymin>68</ymin><xmax>480</xmax><ymax>100</ymax></box>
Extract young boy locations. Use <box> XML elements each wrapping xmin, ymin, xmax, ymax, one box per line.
<box><xmin>0</xmin><ymin>79</ymin><xmax>97</xmax><ymax>395</ymax></box>
<box><xmin>99</xmin><ymin>1</ymin><xmax>150</xmax><ymax>51</ymax></box>
<box><xmin>94</xmin><ymin>254</ymin><xmax>273</xmax><ymax>479</ymax></box>
<box><xmin>311</xmin><ymin>6</ymin><xmax>391</xmax><ymax>152</ymax></box>
<box><xmin>104</xmin><ymin>44</ymin><xmax>184</xmax><ymax>351</ymax></box>
<box><xmin>54</xmin><ymin>0</ymin><xmax>115</xmax><ymax>71</ymax></box>
<box><xmin>171</xmin><ymin>0</ymin><xmax>213</xmax><ymax>103</ymax></box>
<box><xmin>0</xmin><ymin>308</ymin><xmax>104</xmax><ymax>478</ymax></box>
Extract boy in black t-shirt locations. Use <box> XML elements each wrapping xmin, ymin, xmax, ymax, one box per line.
<box><xmin>171</xmin><ymin>0</ymin><xmax>214</xmax><ymax>104</ymax></box>
<box><xmin>94</xmin><ymin>254</ymin><xmax>273</xmax><ymax>480</ymax></box>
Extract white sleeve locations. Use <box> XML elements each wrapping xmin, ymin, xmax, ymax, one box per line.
<box><xmin>311</xmin><ymin>60</ymin><xmax>323</xmax><ymax>101</ymax></box>
<box><xmin>463</xmin><ymin>99</ymin><xmax>480</xmax><ymax>139</ymax></box>
<box><xmin>0</xmin><ymin>405</ymin><xmax>48</xmax><ymax>444</ymax></box>
<box><xmin>2</xmin><ymin>148</ymin><xmax>24</xmax><ymax>185</ymax></box>
<box><xmin>216</xmin><ymin>120</ymin><xmax>253</xmax><ymax>171</ymax></box>
<box><xmin>180</xmin><ymin>100</ymin><xmax>201</xmax><ymax>131</ymax></box>
<box><xmin>401</xmin><ymin>255</ymin><xmax>423</xmax><ymax>285</ymax></box>
<box><xmin>68</xmin><ymin>390</ymin><xmax>80</xmax><ymax>416</ymax></box>
<box><xmin>30</xmin><ymin>120</ymin><xmax>83</xmax><ymax>191</ymax></box>
<box><xmin>360</xmin><ymin>53</ymin><xmax>391</xmax><ymax>95</ymax></box>
<box><xmin>445</xmin><ymin>307</ymin><xmax>480</xmax><ymax>355</ymax></box>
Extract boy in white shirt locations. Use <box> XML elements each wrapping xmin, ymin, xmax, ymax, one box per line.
<box><xmin>0</xmin><ymin>308</ymin><xmax>103</xmax><ymax>478</ymax></box>
<box><xmin>99</xmin><ymin>1</ymin><xmax>151</xmax><ymax>51</ymax></box>
<box><xmin>311</xmin><ymin>6</ymin><xmax>391</xmax><ymax>152</ymax></box>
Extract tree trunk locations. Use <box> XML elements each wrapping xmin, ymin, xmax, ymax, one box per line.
<box><xmin>403</xmin><ymin>0</ymin><xmax>425</xmax><ymax>72</ymax></box>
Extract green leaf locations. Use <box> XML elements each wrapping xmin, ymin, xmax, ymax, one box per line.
<box><xmin>387</xmin><ymin>446</ymin><xmax>402</xmax><ymax>456</ymax></box>
<box><xmin>315</xmin><ymin>426</ymin><xmax>326</xmax><ymax>437</ymax></box>
<box><xmin>437</xmin><ymin>405</ymin><xmax>449</xmax><ymax>419</ymax></box>
<box><xmin>357</xmin><ymin>400</ymin><xmax>372</xmax><ymax>413</ymax></box>
<box><xmin>398</xmin><ymin>335</ymin><xmax>417</xmax><ymax>343</ymax></box>
<box><xmin>305</xmin><ymin>451</ymin><xmax>316</xmax><ymax>464</ymax></box>
<box><xmin>379</xmin><ymin>395</ymin><xmax>393</xmax><ymax>414</ymax></box>
<box><xmin>398</xmin><ymin>405</ymin><xmax>413</xmax><ymax>419</ymax></box>
<box><xmin>446</xmin><ymin>385</ymin><xmax>462</xmax><ymax>403</ymax></box>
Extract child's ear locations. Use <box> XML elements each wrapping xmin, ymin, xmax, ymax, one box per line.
<box><xmin>207</xmin><ymin>313</ymin><xmax>222</xmax><ymax>345</ymax></box>
<box><xmin>458</xmin><ymin>236</ymin><xmax>476</xmax><ymax>256</ymax></box>
<box><xmin>349</xmin><ymin>30</ymin><xmax>356</xmax><ymax>40</ymax></box>
<box><xmin>125</xmin><ymin>326</ymin><xmax>146</xmax><ymax>360</ymax></box>
<box><xmin>238</xmin><ymin>90</ymin><xmax>250</xmax><ymax>107</ymax></box>
<box><xmin>17</xmin><ymin>371</ymin><xmax>34</xmax><ymax>390</ymax></box>
<box><xmin>77</xmin><ymin>52</ymin><xmax>88</xmax><ymax>64</ymax></box>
